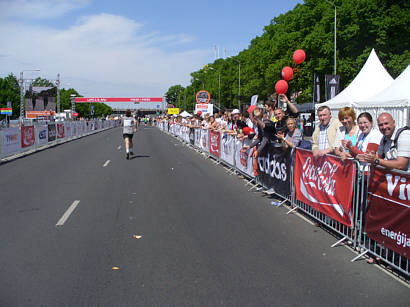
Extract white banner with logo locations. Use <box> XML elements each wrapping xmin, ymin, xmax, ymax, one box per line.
<box><xmin>200</xmin><ymin>129</ymin><xmax>209</xmax><ymax>153</ymax></box>
<box><xmin>195</xmin><ymin>104</ymin><xmax>213</xmax><ymax>116</ymax></box>
<box><xmin>1</xmin><ymin>127</ymin><xmax>21</xmax><ymax>155</ymax></box>
<box><xmin>234</xmin><ymin>138</ymin><xmax>255</xmax><ymax>178</ymax></box>
<box><xmin>37</xmin><ymin>125</ymin><xmax>48</xmax><ymax>146</ymax></box>
<box><xmin>220</xmin><ymin>133</ymin><xmax>235</xmax><ymax>166</ymax></box>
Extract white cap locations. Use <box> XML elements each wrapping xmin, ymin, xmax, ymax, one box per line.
<box><xmin>231</xmin><ymin>109</ymin><xmax>240</xmax><ymax>115</ymax></box>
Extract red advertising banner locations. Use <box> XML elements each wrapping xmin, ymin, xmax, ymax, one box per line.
<box><xmin>294</xmin><ymin>149</ymin><xmax>355</xmax><ymax>227</ymax></box>
<box><xmin>21</xmin><ymin>126</ymin><xmax>35</xmax><ymax>148</ymax></box>
<box><xmin>75</xmin><ymin>97</ymin><xmax>163</xmax><ymax>103</ymax></box>
<box><xmin>57</xmin><ymin>123</ymin><xmax>65</xmax><ymax>139</ymax></box>
<box><xmin>365</xmin><ymin>168</ymin><xmax>410</xmax><ymax>257</ymax></box>
<box><xmin>209</xmin><ymin>130</ymin><xmax>221</xmax><ymax>157</ymax></box>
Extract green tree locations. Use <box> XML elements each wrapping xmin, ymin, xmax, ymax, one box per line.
<box><xmin>0</xmin><ymin>74</ymin><xmax>20</xmax><ymax>119</ymax></box>
<box><xmin>165</xmin><ymin>85</ymin><xmax>185</xmax><ymax>106</ymax></box>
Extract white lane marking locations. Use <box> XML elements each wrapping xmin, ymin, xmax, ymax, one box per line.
<box><xmin>56</xmin><ymin>200</ymin><xmax>80</xmax><ymax>226</ymax></box>
<box><xmin>103</xmin><ymin>160</ymin><xmax>111</xmax><ymax>167</ymax></box>
<box><xmin>117</xmin><ymin>145</ymin><xmax>121</xmax><ymax>150</ymax></box>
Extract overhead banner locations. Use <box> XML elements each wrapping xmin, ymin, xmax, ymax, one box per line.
<box><xmin>209</xmin><ymin>130</ymin><xmax>221</xmax><ymax>158</ymax></box>
<box><xmin>47</xmin><ymin>124</ymin><xmax>56</xmax><ymax>142</ymax></box>
<box><xmin>293</xmin><ymin>149</ymin><xmax>355</xmax><ymax>227</ymax></box>
<box><xmin>365</xmin><ymin>168</ymin><xmax>410</xmax><ymax>257</ymax></box>
<box><xmin>21</xmin><ymin>126</ymin><xmax>35</xmax><ymax>148</ymax></box>
<box><xmin>75</xmin><ymin>97</ymin><xmax>163</xmax><ymax>103</ymax></box>
<box><xmin>1</xmin><ymin>127</ymin><xmax>20</xmax><ymax>155</ymax></box>
<box><xmin>257</xmin><ymin>144</ymin><xmax>291</xmax><ymax>197</ymax></box>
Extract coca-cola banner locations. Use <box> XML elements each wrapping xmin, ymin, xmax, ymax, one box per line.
<box><xmin>209</xmin><ymin>130</ymin><xmax>221</xmax><ymax>158</ymax></box>
<box><xmin>257</xmin><ymin>144</ymin><xmax>291</xmax><ymax>197</ymax></box>
<box><xmin>220</xmin><ymin>133</ymin><xmax>235</xmax><ymax>166</ymax></box>
<box><xmin>48</xmin><ymin>124</ymin><xmax>56</xmax><ymax>142</ymax></box>
<box><xmin>234</xmin><ymin>138</ymin><xmax>255</xmax><ymax>178</ymax></box>
<box><xmin>57</xmin><ymin>123</ymin><xmax>65</xmax><ymax>139</ymax></box>
<box><xmin>365</xmin><ymin>168</ymin><xmax>410</xmax><ymax>257</ymax></box>
<box><xmin>21</xmin><ymin>126</ymin><xmax>35</xmax><ymax>148</ymax></box>
<box><xmin>294</xmin><ymin>149</ymin><xmax>355</xmax><ymax>227</ymax></box>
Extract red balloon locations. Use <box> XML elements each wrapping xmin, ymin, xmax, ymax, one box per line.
<box><xmin>281</xmin><ymin>66</ymin><xmax>293</xmax><ymax>81</ymax></box>
<box><xmin>293</xmin><ymin>49</ymin><xmax>306</xmax><ymax>65</ymax></box>
<box><xmin>275</xmin><ymin>80</ymin><xmax>288</xmax><ymax>95</ymax></box>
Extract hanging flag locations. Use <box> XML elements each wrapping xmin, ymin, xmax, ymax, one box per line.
<box><xmin>313</xmin><ymin>73</ymin><xmax>321</xmax><ymax>103</ymax></box>
<box><xmin>325</xmin><ymin>75</ymin><xmax>340</xmax><ymax>101</ymax></box>
<box><xmin>251</xmin><ymin>95</ymin><xmax>258</xmax><ymax>106</ymax></box>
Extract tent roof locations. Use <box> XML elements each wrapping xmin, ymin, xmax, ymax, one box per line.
<box><xmin>360</xmin><ymin>65</ymin><xmax>410</xmax><ymax>106</ymax></box>
<box><xmin>180</xmin><ymin>111</ymin><xmax>192</xmax><ymax>117</ymax></box>
<box><xmin>316</xmin><ymin>49</ymin><xmax>393</xmax><ymax>109</ymax></box>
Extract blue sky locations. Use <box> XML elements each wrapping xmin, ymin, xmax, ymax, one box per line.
<box><xmin>0</xmin><ymin>0</ymin><xmax>302</xmax><ymax>97</ymax></box>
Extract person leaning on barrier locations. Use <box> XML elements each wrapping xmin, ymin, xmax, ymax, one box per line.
<box><xmin>312</xmin><ymin>106</ymin><xmax>341</xmax><ymax>160</ymax></box>
<box><xmin>333</xmin><ymin>107</ymin><xmax>360</xmax><ymax>161</ymax></box>
<box><xmin>362</xmin><ymin>112</ymin><xmax>410</xmax><ymax>172</ymax></box>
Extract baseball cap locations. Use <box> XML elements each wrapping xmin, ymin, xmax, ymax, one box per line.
<box><xmin>231</xmin><ymin>109</ymin><xmax>240</xmax><ymax>115</ymax></box>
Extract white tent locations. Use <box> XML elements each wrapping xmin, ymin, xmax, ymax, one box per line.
<box><xmin>180</xmin><ymin>111</ymin><xmax>192</xmax><ymax>118</ymax></box>
<box><xmin>356</xmin><ymin>65</ymin><xmax>410</xmax><ymax>127</ymax></box>
<box><xmin>315</xmin><ymin>49</ymin><xmax>394</xmax><ymax>119</ymax></box>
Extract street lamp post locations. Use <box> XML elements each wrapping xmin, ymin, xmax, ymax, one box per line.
<box><xmin>326</xmin><ymin>0</ymin><xmax>337</xmax><ymax>75</ymax></box>
<box><xmin>19</xmin><ymin>69</ymin><xmax>40</xmax><ymax>121</ymax></box>
<box><xmin>232</xmin><ymin>59</ymin><xmax>241</xmax><ymax>110</ymax></box>
<box><xmin>209</xmin><ymin>67</ymin><xmax>221</xmax><ymax>110</ymax></box>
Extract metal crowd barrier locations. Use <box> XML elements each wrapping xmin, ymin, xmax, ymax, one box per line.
<box><xmin>0</xmin><ymin>119</ymin><xmax>120</xmax><ymax>161</ymax></box>
<box><xmin>157</xmin><ymin>122</ymin><xmax>409</xmax><ymax>279</ymax></box>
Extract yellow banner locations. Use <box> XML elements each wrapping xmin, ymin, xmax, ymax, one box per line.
<box><xmin>167</xmin><ymin>108</ymin><xmax>180</xmax><ymax>115</ymax></box>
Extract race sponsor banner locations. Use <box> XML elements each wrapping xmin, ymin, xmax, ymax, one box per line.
<box><xmin>294</xmin><ymin>149</ymin><xmax>355</xmax><ymax>227</ymax></box>
<box><xmin>37</xmin><ymin>125</ymin><xmax>48</xmax><ymax>146</ymax></box>
<box><xmin>220</xmin><ymin>133</ymin><xmax>235</xmax><ymax>166</ymax></box>
<box><xmin>200</xmin><ymin>129</ymin><xmax>209</xmax><ymax>153</ymax></box>
<box><xmin>26</xmin><ymin>110</ymin><xmax>53</xmax><ymax>119</ymax></box>
<box><xmin>257</xmin><ymin>144</ymin><xmax>291</xmax><ymax>197</ymax></box>
<box><xmin>209</xmin><ymin>130</ymin><xmax>221</xmax><ymax>158</ymax></box>
<box><xmin>365</xmin><ymin>168</ymin><xmax>410</xmax><ymax>257</ymax></box>
<box><xmin>194</xmin><ymin>128</ymin><xmax>201</xmax><ymax>148</ymax></box>
<box><xmin>1</xmin><ymin>127</ymin><xmax>20</xmax><ymax>154</ymax></box>
<box><xmin>21</xmin><ymin>126</ymin><xmax>35</xmax><ymax>148</ymax></box>
<box><xmin>65</xmin><ymin>122</ymin><xmax>72</xmax><ymax>138</ymax></box>
<box><xmin>189</xmin><ymin>128</ymin><xmax>195</xmax><ymax>146</ymax></box>
<box><xmin>57</xmin><ymin>123</ymin><xmax>65</xmax><ymax>139</ymax></box>
<box><xmin>234</xmin><ymin>138</ymin><xmax>255</xmax><ymax>178</ymax></box>
<box><xmin>48</xmin><ymin>124</ymin><xmax>56</xmax><ymax>142</ymax></box>
<box><xmin>167</xmin><ymin>108</ymin><xmax>180</xmax><ymax>115</ymax></box>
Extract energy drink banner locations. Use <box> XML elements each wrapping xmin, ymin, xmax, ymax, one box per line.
<box><xmin>365</xmin><ymin>167</ymin><xmax>410</xmax><ymax>257</ymax></box>
<box><xmin>257</xmin><ymin>144</ymin><xmax>291</xmax><ymax>198</ymax></box>
<box><xmin>21</xmin><ymin>126</ymin><xmax>35</xmax><ymax>148</ymax></box>
<box><xmin>234</xmin><ymin>138</ymin><xmax>255</xmax><ymax>178</ymax></box>
<box><xmin>209</xmin><ymin>130</ymin><xmax>221</xmax><ymax>158</ymax></box>
<box><xmin>294</xmin><ymin>149</ymin><xmax>355</xmax><ymax>227</ymax></box>
<box><xmin>220</xmin><ymin>133</ymin><xmax>235</xmax><ymax>166</ymax></box>
<box><xmin>1</xmin><ymin>127</ymin><xmax>20</xmax><ymax>155</ymax></box>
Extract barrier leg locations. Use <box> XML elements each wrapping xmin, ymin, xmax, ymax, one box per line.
<box><xmin>286</xmin><ymin>206</ymin><xmax>298</xmax><ymax>215</ymax></box>
<box><xmin>351</xmin><ymin>250</ymin><xmax>368</xmax><ymax>262</ymax></box>
<box><xmin>331</xmin><ymin>236</ymin><xmax>348</xmax><ymax>248</ymax></box>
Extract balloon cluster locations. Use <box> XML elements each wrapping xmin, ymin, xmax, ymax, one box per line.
<box><xmin>275</xmin><ymin>49</ymin><xmax>306</xmax><ymax>95</ymax></box>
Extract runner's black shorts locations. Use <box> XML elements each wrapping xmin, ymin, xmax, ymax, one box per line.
<box><xmin>123</xmin><ymin>133</ymin><xmax>134</xmax><ymax>139</ymax></box>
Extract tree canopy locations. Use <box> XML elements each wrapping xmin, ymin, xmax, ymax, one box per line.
<box><xmin>167</xmin><ymin>0</ymin><xmax>410</xmax><ymax>111</ymax></box>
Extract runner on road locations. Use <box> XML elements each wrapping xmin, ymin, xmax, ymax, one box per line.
<box><xmin>122</xmin><ymin>110</ymin><xmax>137</xmax><ymax>160</ymax></box>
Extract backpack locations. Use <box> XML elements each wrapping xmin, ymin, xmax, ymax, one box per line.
<box><xmin>380</xmin><ymin>126</ymin><xmax>409</xmax><ymax>158</ymax></box>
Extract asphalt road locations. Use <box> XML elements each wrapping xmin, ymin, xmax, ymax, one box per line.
<box><xmin>0</xmin><ymin>126</ymin><xmax>408</xmax><ymax>307</ymax></box>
